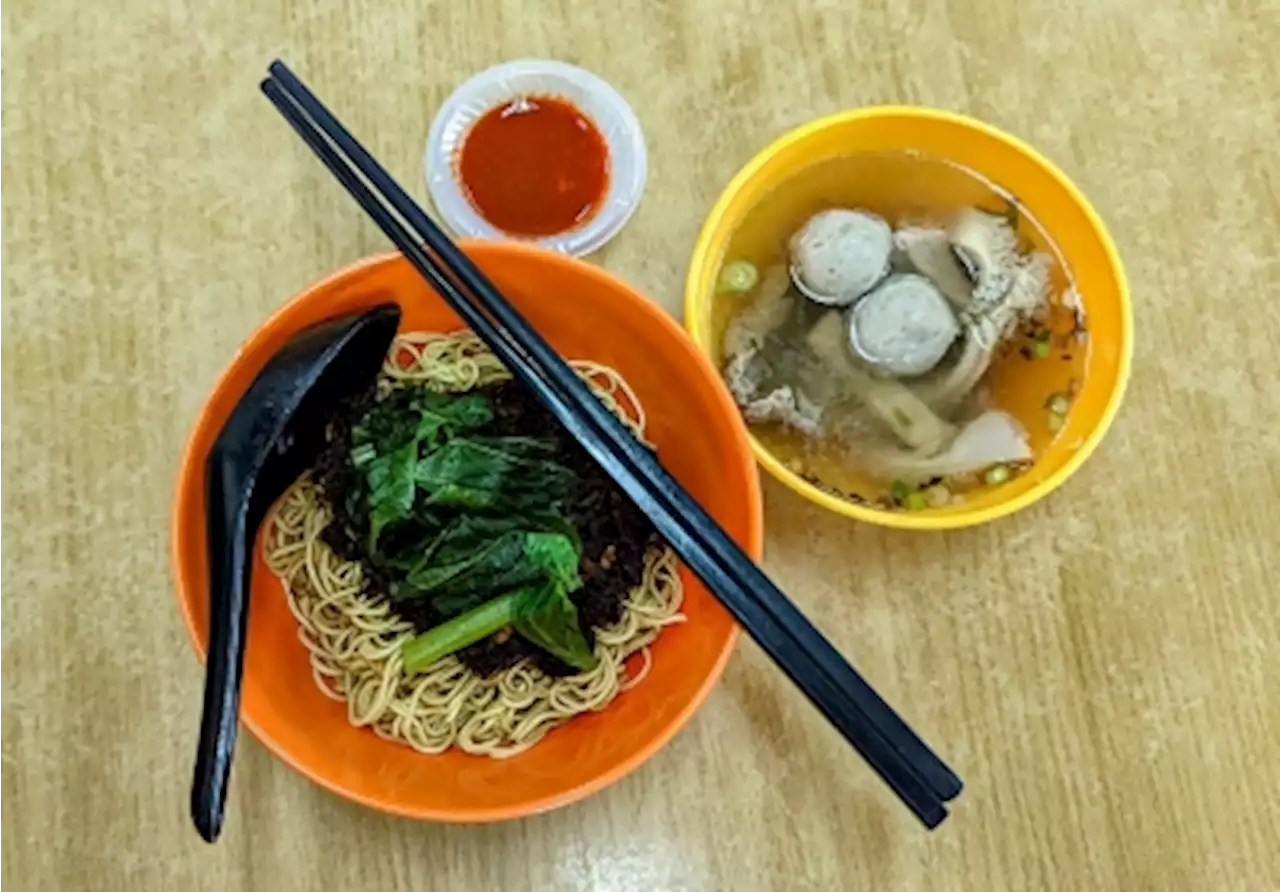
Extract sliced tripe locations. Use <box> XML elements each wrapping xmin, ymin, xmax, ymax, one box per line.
<box><xmin>914</xmin><ymin>328</ymin><xmax>995</xmax><ymax>412</ymax></box>
<box><xmin>915</xmin><ymin>252</ymin><xmax>1053</xmax><ymax>412</ymax></box>
<box><xmin>1002</xmin><ymin>251</ymin><xmax>1053</xmax><ymax>320</ymax></box>
<box><xmin>892</xmin><ymin>226</ymin><xmax>976</xmax><ymax>311</ymax></box>
<box><xmin>723</xmin><ymin>348</ymin><xmax>769</xmax><ymax>407</ymax></box>
<box><xmin>806</xmin><ymin>311</ymin><xmax>956</xmax><ymax>454</ymax></box>
<box><xmin>740</xmin><ymin>385</ymin><xmax>824</xmax><ymax>436</ymax></box>
<box><xmin>949</xmin><ymin>209</ymin><xmax>1019</xmax><ymax>306</ymax></box>
<box><xmin>861</xmin><ymin>410</ymin><xmax>1031</xmax><ymax>482</ymax></box>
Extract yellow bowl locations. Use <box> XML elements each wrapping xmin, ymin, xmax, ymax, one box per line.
<box><xmin>685</xmin><ymin>107</ymin><xmax>1132</xmax><ymax>530</ymax></box>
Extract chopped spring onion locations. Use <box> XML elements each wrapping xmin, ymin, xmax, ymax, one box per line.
<box><xmin>717</xmin><ymin>260</ymin><xmax>759</xmax><ymax>294</ymax></box>
<box><xmin>924</xmin><ymin>484</ymin><xmax>951</xmax><ymax>507</ymax></box>
<box><xmin>904</xmin><ymin>491</ymin><xmax>928</xmax><ymax>511</ymax></box>
<box><xmin>983</xmin><ymin>464</ymin><xmax>1011</xmax><ymax>485</ymax></box>
<box><xmin>1033</xmin><ymin>339</ymin><xmax>1052</xmax><ymax>359</ymax></box>
<box><xmin>1047</xmin><ymin>412</ymin><xmax>1066</xmax><ymax>432</ymax></box>
<box><xmin>1046</xmin><ymin>392</ymin><xmax>1071</xmax><ymax>415</ymax></box>
<box><xmin>891</xmin><ymin>479</ymin><xmax>911</xmax><ymax>504</ymax></box>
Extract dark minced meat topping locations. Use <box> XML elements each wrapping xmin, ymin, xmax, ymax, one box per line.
<box><xmin>314</xmin><ymin>378</ymin><xmax>660</xmax><ymax>677</ymax></box>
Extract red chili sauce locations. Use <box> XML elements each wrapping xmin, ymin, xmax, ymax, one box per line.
<box><xmin>456</xmin><ymin>96</ymin><xmax>610</xmax><ymax>237</ymax></box>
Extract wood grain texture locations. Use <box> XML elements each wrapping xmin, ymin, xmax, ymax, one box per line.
<box><xmin>3</xmin><ymin>0</ymin><xmax>1278</xmax><ymax>889</ymax></box>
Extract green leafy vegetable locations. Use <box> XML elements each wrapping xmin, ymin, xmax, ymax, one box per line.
<box><xmin>401</xmin><ymin>530</ymin><xmax>581</xmax><ymax>611</ymax></box>
<box><xmin>411</xmin><ymin>393</ymin><xmax>493</xmax><ymax>449</ymax></box>
<box><xmin>366</xmin><ymin>440</ymin><xmax>418</xmax><ymax>547</ymax></box>
<box><xmin>401</xmin><ymin>579</ymin><xmax>599</xmax><ymax>674</ymax></box>
<box><xmin>522</xmin><ymin>532</ymin><xmax>581</xmax><ymax>588</ymax></box>
<box><xmin>352</xmin><ymin>388</ymin><xmax>500</xmax><ymax>549</ymax></box>
<box><xmin>511</xmin><ymin>580</ymin><xmax>598</xmax><ymax>670</ymax></box>
<box><xmin>410</xmin><ymin>532</ymin><xmax>548</xmax><ymax>606</ymax></box>
<box><xmin>415</xmin><ymin>438</ymin><xmax>575</xmax><ymax>511</ymax></box>
<box><xmin>352</xmin><ymin>390</ymin><xmax>414</xmax><ymax>454</ymax></box>
<box><xmin>340</xmin><ymin>382</ymin><xmax>602</xmax><ymax>674</ymax></box>
<box><xmin>352</xmin><ymin>388</ymin><xmax>494</xmax><ymax>456</ymax></box>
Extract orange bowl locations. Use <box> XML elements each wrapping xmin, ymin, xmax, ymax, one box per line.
<box><xmin>171</xmin><ymin>242</ymin><xmax>763</xmax><ymax>822</ymax></box>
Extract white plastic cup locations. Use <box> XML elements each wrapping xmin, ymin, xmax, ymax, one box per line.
<box><xmin>424</xmin><ymin>59</ymin><xmax>648</xmax><ymax>257</ymax></box>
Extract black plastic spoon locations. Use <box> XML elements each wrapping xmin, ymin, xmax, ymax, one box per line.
<box><xmin>192</xmin><ymin>303</ymin><xmax>401</xmax><ymax>842</ymax></box>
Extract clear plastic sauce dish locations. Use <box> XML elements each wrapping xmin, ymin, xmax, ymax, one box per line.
<box><xmin>425</xmin><ymin>60</ymin><xmax>648</xmax><ymax>257</ymax></box>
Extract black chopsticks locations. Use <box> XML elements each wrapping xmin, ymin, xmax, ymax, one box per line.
<box><xmin>261</xmin><ymin>60</ymin><xmax>962</xmax><ymax>827</ymax></box>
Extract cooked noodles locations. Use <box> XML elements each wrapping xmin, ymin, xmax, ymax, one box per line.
<box><xmin>262</xmin><ymin>331</ymin><xmax>684</xmax><ymax>758</ymax></box>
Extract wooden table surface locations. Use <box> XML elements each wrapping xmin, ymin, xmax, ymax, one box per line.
<box><xmin>3</xmin><ymin>0</ymin><xmax>1278</xmax><ymax>889</ymax></box>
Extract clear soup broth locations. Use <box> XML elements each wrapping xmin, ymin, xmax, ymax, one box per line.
<box><xmin>712</xmin><ymin>151</ymin><xmax>1089</xmax><ymax>511</ymax></box>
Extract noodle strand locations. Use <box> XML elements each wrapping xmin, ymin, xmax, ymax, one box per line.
<box><xmin>262</xmin><ymin>332</ymin><xmax>683</xmax><ymax>758</ymax></box>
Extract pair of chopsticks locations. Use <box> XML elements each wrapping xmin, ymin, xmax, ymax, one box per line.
<box><xmin>261</xmin><ymin>60</ymin><xmax>962</xmax><ymax>827</ymax></box>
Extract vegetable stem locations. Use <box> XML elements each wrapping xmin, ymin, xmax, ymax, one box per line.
<box><xmin>402</xmin><ymin>592</ymin><xmax>518</xmax><ymax>674</ymax></box>
<box><xmin>350</xmin><ymin>443</ymin><xmax>377</xmax><ymax>468</ymax></box>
